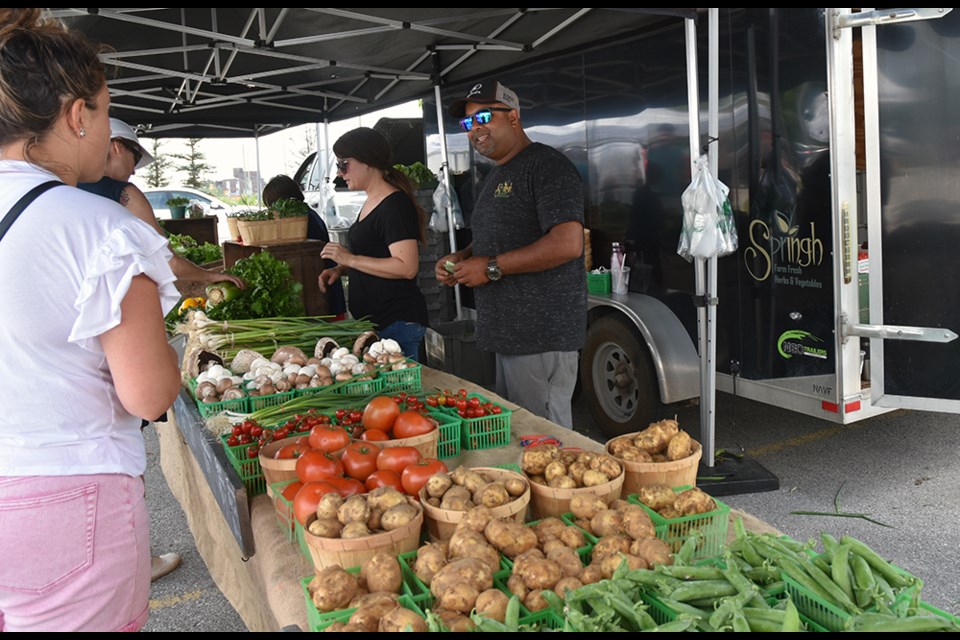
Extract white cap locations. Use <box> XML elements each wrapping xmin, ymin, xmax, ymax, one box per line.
<box><xmin>109</xmin><ymin>117</ymin><xmax>154</xmax><ymax>170</ymax></box>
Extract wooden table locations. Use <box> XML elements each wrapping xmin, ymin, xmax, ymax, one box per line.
<box><xmin>158</xmin><ymin>366</ymin><xmax>779</xmax><ymax>632</ymax></box>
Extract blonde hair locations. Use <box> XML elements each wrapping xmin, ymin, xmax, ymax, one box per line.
<box><xmin>0</xmin><ymin>8</ymin><xmax>109</xmax><ymax>160</ymax></box>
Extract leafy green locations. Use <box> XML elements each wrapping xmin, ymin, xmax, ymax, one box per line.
<box><xmin>269</xmin><ymin>197</ymin><xmax>311</xmax><ymax>218</ymax></box>
<box><xmin>167</xmin><ymin>233</ymin><xmax>223</xmax><ymax>265</ymax></box>
<box><xmin>394</xmin><ymin>161</ymin><xmax>438</xmax><ymax>190</ymax></box>
<box><xmin>205</xmin><ymin>251</ymin><xmax>304</xmax><ymax>320</ymax></box>
<box><xmin>235</xmin><ymin>208</ymin><xmax>273</xmax><ymax>221</ymax></box>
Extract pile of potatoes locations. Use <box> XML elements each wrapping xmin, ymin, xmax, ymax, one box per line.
<box><xmin>634</xmin><ymin>484</ymin><xmax>717</xmax><ymax>519</ymax></box>
<box><xmin>306</xmin><ymin>486</ymin><xmax>420</xmax><ymax>539</ymax></box>
<box><xmin>412</xmin><ymin>508</ymin><xmax>526</xmax><ymax>631</ymax></box>
<box><xmin>520</xmin><ymin>444</ymin><xmax>623</xmax><ymax>489</ymax></box>
<box><xmin>421</xmin><ymin>466</ymin><xmax>527</xmax><ymax>511</ymax></box>
<box><xmin>306</xmin><ymin>553</ymin><xmax>427</xmax><ymax>632</ymax></box>
<box><xmin>606</xmin><ymin>418</ymin><xmax>698</xmax><ymax>463</ymax></box>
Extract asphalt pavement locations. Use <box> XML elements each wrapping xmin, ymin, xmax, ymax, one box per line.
<box><xmin>141</xmin><ymin>390</ymin><xmax>960</xmax><ymax>631</ymax></box>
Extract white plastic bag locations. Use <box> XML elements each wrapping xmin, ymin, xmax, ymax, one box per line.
<box><xmin>319</xmin><ymin>180</ymin><xmax>350</xmax><ymax>229</ymax></box>
<box><xmin>677</xmin><ymin>154</ymin><xmax>738</xmax><ymax>261</ymax></box>
<box><xmin>429</xmin><ymin>181</ymin><xmax>464</xmax><ymax>232</ymax></box>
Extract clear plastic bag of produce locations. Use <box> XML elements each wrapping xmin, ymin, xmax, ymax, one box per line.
<box><xmin>429</xmin><ymin>181</ymin><xmax>465</xmax><ymax>232</ymax></box>
<box><xmin>677</xmin><ymin>154</ymin><xmax>738</xmax><ymax>261</ymax></box>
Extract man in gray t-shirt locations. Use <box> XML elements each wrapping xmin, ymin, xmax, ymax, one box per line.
<box><xmin>436</xmin><ymin>79</ymin><xmax>587</xmax><ymax>428</ymax></box>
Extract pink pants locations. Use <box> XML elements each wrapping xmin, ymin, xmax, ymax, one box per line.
<box><xmin>0</xmin><ymin>474</ymin><xmax>150</xmax><ymax>632</ymax></box>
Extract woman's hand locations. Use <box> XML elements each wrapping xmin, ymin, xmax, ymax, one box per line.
<box><xmin>321</xmin><ymin>242</ymin><xmax>353</xmax><ymax>267</ymax></box>
<box><xmin>204</xmin><ymin>271</ymin><xmax>245</xmax><ymax>289</ymax></box>
<box><xmin>318</xmin><ymin>266</ymin><xmax>341</xmax><ymax>293</ymax></box>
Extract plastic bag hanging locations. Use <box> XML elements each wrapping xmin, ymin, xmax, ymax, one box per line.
<box><xmin>677</xmin><ymin>154</ymin><xmax>738</xmax><ymax>261</ymax></box>
<box><xmin>320</xmin><ymin>180</ymin><xmax>350</xmax><ymax>229</ymax></box>
<box><xmin>429</xmin><ymin>180</ymin><xmax>465</xmax><ymax>232</ymax></box>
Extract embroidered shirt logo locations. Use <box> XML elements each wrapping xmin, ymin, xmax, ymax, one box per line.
<box><xmin>494</xmin><ymin>181</ymin><xmax>513</xmax><ymax>198</ymax></box>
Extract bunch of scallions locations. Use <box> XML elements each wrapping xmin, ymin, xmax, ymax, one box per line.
<box><xmin>176</xmin><ymin>310</ymin><xmax>376</xmax><ymax>362</ymax></box>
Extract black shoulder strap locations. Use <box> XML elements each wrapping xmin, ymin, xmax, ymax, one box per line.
<box><xmin>0</xmin><ymin>180</ymin><xmax>64</xmax><ymax>243</ymax></box>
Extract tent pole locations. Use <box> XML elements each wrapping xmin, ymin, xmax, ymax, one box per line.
<box><xmin>704</xmin><ymin>8</ymin><xmax>719</xmax><ymax>469</ymax></box>
<box><xmin>434</xmin><ymin>83</ymin><xmax>463</xmax><ymax>319</ymax></box>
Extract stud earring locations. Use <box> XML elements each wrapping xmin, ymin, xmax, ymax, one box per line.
<box><xmin>79</xmin><ymin>128</ymin><xmax>86</xmax><ymax>138</ymax></box>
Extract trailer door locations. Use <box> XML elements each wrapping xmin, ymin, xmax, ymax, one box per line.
<box><xmin>858</xmin><ymin>8</ymin><xmax>960</xmax><ymax>411</ymax></box>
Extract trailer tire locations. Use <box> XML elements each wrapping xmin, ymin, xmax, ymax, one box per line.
<box><xmin>581</xmin><ymin>313</ymin><xmax>667</xmax><ymax>438</ymax></box>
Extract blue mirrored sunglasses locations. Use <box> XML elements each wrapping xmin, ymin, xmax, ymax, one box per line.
<box><xmin>459</xmin><ymin>107</ymin><xmax>512</xmax><ymax>132</ymax></box>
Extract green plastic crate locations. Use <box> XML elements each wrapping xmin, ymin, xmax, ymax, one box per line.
<box><xmin>559</xmin><ymin>511</ymin><xmax>600</xmax><ymax>545</ymax></box>
<box><xmin>587</xmin><ymin>270</ymin><xmax>611</xmax><ymax>294</ymax></box>
<box><xmin>332</xmin><ymin>376</ymin><xmax>383</xmax><ymax>397</ymax></box>
<box><xmin>626</xmin><ymin>485</ymin><xmax>730</xmax><ymax>563</ymax></box>
<box><xmin>247</xmin><ymin>389</ymin><xmax>296</xmax><ymax>412</ymax></box>
<box><xmin>219</xmin><ymin>433</ymin><xmax>266</xmax><ymax>496</ymax></box>
<box><xmin>190</xmin><ymin>377</ymin><xmax>248</xmax><ymax>418</ymax></box>
<box><xmin>380</xmin><ymin>360</ymin><xmax>422</xmax><ymax>394</ymax></box>
<box><xmin>270</xmin><ymin>479</ymin><xmax>298</xmax><ymax>543</ymax></box>
<box><xmin>438</xmin><ymin>393</ymin><xmax>511</xmax><ymax>450</ymax></box>
<box><xmin>518</xmin><ymin>608</ymin><xmax>566</xmax><ymax>630</ymax></box>
<box><xmin>428</xmin><ymin>410</ymin><xmax>462</xmax><ymax>460</ymax></box>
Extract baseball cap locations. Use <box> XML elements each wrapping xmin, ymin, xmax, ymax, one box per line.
<box><xmin>109</xmin><ymin>117</ymin><xmax>154</xmax><ymax>170</ymax></box>
<box><xmin>449</xmin><ymin>79</ymin><xmax>520</xmax><ymax>118</ymax></box>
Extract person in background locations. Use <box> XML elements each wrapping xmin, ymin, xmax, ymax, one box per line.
<box><xmin>0</xmin><ymin>8</ymin><xmax>181</xmax><ymax>631</ymax></box>
<box><xmin>79</xmin><ymin>118</ymin><xmax>245</xmax><ymax>292</ymax></box>
<box><xmin>262</xmin><ymin>174</ymin><xmax>347</xmax><ymax>318</ymax></box>
<box><xmin>435</xmin><ymin>79</ymin><xmax>587</xmax><ymax>428</ymax></box>
<box><xmin>318</xmin><ymin>127</ymin><xmax>429</xmax><ymax>360</ymax></box>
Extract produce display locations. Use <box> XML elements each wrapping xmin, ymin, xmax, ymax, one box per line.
<box><xmin>520</xmin><ymin>444</ymin><xmax>622</xmax><ymax>489</ymax></box>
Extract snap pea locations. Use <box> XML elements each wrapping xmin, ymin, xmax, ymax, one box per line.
<box><xmin>720</xmin><ymin>557</ymin><xmax>770</xmax><ymax>609</ymax></box>
<box><xmin>821</xmin><ymin>531</ymin><xmax>840</xmax><ymax>556</ymax></box>
<box><xmin>741</xmin><ymin>607</ymin><xmax>789</xmax><ymax>632</ymax></box>
<box><xmin>624</xmin><ymin>568</ymin><xmax>681</xmax><ymax>591</ymax></box>
<box><xmin>675</xmin><ymin>530</ymin><xmax>702</xmax><ymax>566</ymax></box>
<box><xmin>831</xmin><ymin>543</ymin><xmax>855</xmax><ymax>604</ymax></box>
<box><xmin>795</xmin><ymin>553</ymin><xmax>862</xmax><ymax>615</ymax></box>
<box><xmin>656</xmin><ymin>564</ymin><xmax>725</xmax><ymax>581</ymax></box>
<box><xmin>648</xmin><ymin>616</ymin><xmax>697</xmax><ymax>632</ymax></box>
<box><xmin>850</xmin><ymin>551</ymin><xmax>876</xmax><ymax>609</ymax></box>
<box><xmin>782</xmin><ymin>596</ymin><xmax>801</xmax><ymax>632</ymax></box>
<box><xmin>670</xmin><ymin>579</ymin><xmax>739</xmax><ymax>602</ymax></box>
<box><xmin>850</xmin><ymin>613</ymin><xmax>960</xmax><ymax>633</ymax></box>
<box><xmin>505</xmin><ymin>593</ymin><xmax>520</xmax><ymax>630</ymax></box>
<box><xmin>840</xmin><ymin>535</ymin><xmax>914</xmax><ymax>589</ymax></box>
<box><xmin>730</xmin><ymin>608</ymin><xmax>752</xmax><ymax>633</ymax></box>
<box><xmin>657</xmin><ymin>596</ymin><xmax>711</xmax><ymax>620</ymax></box>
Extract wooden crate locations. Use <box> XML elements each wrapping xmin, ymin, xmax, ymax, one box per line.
<box><xmin>223</xmin><ymin>239</ymin><xmax>332</xmax><ymax>316</ymax></box>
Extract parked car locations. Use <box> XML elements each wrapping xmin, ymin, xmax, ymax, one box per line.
<box><xmin>143</xmin><ymin>186</ymin><xmax>234</xmax><ymax>243</ymax></box>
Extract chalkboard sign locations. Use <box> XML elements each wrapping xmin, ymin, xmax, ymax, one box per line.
<box><xmin>172</xmin><ymin>391</ymin><xmax>256</xmax><ymax>558</ymax></box>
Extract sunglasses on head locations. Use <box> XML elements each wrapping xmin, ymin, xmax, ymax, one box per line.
<box><xmin>115</xmin><ymin>138</ymin><xmax>143</xmax><ymax>166</ymax></box>
<box><xmin>336</xmin><ymin>159</ymin><xmax>350</xmax><ymax>173</ymax></box>
<box><xmin>459</xmin><ymin>107</ymin><xmax>512</xmax><ymax>132</ymax></box>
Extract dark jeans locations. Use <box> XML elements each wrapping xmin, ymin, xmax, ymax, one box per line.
<box><xmin>378</xmin><ymin>321</ymin><xmax>427</xmax><ymax>362</ymax></box>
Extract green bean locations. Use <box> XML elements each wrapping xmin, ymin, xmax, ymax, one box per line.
<box><xmin>840</xmin><ymin>536</ymin><xmax>913</xmax><ymax>589</ymax></box>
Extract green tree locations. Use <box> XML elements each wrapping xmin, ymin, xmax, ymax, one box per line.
<box><xmin>170</xmin><ymin>138</ymin><xmax>212</xmax><ymax>189</ymax></box>
<box><xmin>144</xmin><ymin>138</ymin><xmax>174</xmax><ymax>187</ymax></box>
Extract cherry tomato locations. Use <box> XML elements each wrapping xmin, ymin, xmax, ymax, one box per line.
<box><xmin>295</xmin><ymin>449</ymin><xmax>344</xmax><ymax>484</ymax></box>
<box><xmin>361</xmin><ymin>429</ymin><xmax>390</xmax><ymax>442</ymax></box>
<box><xmin>293</xmin><ymin>481</ymin><xmax>338</xmax><ymax>526</ymax></box>
<box><xmin>401</xmin><ymin>458</ymin><xmax>448</xmax><ymax>496</ymax></box>
<box><xmin>376</xmin><ymin>446</ymin><xmax>422</xmax><ymax>474</ymax></box>
<box><xmin>364</xmin><ymin>469</ymin><xmax>404</xmax><ymax>492</ymax></box>
<box><xmin>231</xmin><ymin>425</ymin><xmax>244</xmax><ymax>437</ymax></box>
<box><xmin>362</xmin><ymin>396</ymin><xmax>401</xmax><ymax>433</ymax></box>
<box><xmin>392</xmin><ymin>411</ymin><xmax>436</xmax><ymax>439</ymax></box>
<box><xmin>308</xmin><ymin>424</ymin><xmax>351</xmax><ymax>453</ymax></box>
<box><xmin>340</xmin><ymin>441</ymin><xmax>381</xmax><ymax>481</ymax></box>
<box><xmin>226</xmin><ymin>435</ymin><xmax>240</xmax><ymax>447</ymax></box>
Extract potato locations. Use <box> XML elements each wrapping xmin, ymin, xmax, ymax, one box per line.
<box><xmin>316</xmin><ymin>492</ymin><xmax>344</xmax><ymax>521</ymax></box>
<box><xmin>348</xmin><ymin>597</ymin><xmax>399</xmax><ymax>632</ymax></box>
<box><xmin>460</xmin><ymin>470</ymin><xmax>488</xmax><ymax>494</ymax></box>
<box><xmin>310</xmin><ymin>565</ymin><xmax>359</xmax><ymax>612</ymax></box>
<box><xmin>425</xmin><ymin>472</ymin><xmax>453</xmax><ymax>498</ymax></box>
<box><xmin>520</xmin><ymin>445</ymin><xmax>559</xmax><ymax>475</ymax></box>
<box><xmin>582</xmin><ymin>469</ymin><xmax>610</xmax><ymax>487</ymax></box>
<box><xmin>438</xmin><ymin>582</ymin><xmax>480</xmax><ymax>613</ymax></box>
<box><xmin>367</xmin><ymin>507</ymin><xmax>383</xmax><ymax>531</ymax></box>
<box><xmin>523</xmin><ymin>589</ymin><xmax>549</xmax><ymax>612</ymax></box>
<box><xmin>590</xmin><ymin>455</ymin><xmax>622</xmax><ymax>479</ymax></box>
<box><xmin>506</xmin><ymin>573</ymin><xmax>528</xmax><ymax>601</ymax></box>
<box><xmin>567</xmin><ymin>461</ymin><xmax>588</xmax><ymax>486</ymax></box>
<box><xmin>448</xmin><ymin>527</ymin><xmax>486</xmax><ymax>557</ymax></box>
<box><xmin>632</xmin><ymin>537</ymin><xmax>673</xmax><ymax>567</ymax></box>
<box><xmin>636</xmin><ymin>484</ymin><xmax>677</xmax><ymax>512</ymax></box>
<box><xmin>559</xmin><ymin>525</ymin><xmax>587</xmax><ymax>549</ymax></box>
<box><xmin>554</xmin><ymin>576</ymin><xmax>584</xmax><ymax>597</ymax></box>
<box><xmin>425</xmin><ymin>496</ymin><xmax>441</xmax><ymax>508</ymax></box>
<box><xmin>548</xmin><ymin>475</ymin><xmax>577</xmax><ymax>489</ymax></box>
<box><xmin>547</xmin><ymin>545</ymin><xmax>584</xmax><ymax>578</ymax></box>
<box><xmin>348</xmin><ymin>591</ymin><xmax>399</xmax><ymax>610</ymax></box>
<box><xmin>430</xmin><ymin>558</ymin><xmax>494</xmax><ymax>600</ymax></box>
<box><xmin>475</xmin><ymin>588</ymin><xmax>510</xmax><ymax>623</ymax></box>
<box><xmin>542</xmin><ymin>538</ymin><xmax>566</xmax><ymax>555</ymax></box>
<box><xmin>338</xmin><ymin>495</ymin><xmax>371</xmax><ymax>525</ymax></box>
<box><xmin>503</xmin><ymin>476</ymin><xmax>527</xmax><ymax>497</ymax></box>
<box><xmin>621</xmin><ymin>508</ymin><xmax>656</xmax><ymax>541</ymax></box>
<box><xmin>440</xmin><ymin>485</ymin><xmax>472</xmax><ymax>511</ymax></box>
<box><xmin>532</xmin><ymin>517</ymin><xmax>567</xmax><ymax>545</ymax></box>
<box><xmin>579</xmin><ymin>563</ymin><xmax>604</xmax><ymax>585</ymax></box>
<box><xmin>519</xmin><ymin>558</ymin><xmax>562</xmax><ymax>590</ymax></box>
<box><xmin>380</xmin><ymin>502</ymin><xmax>418</xmax><ymax>531</ymax></box>
<box><xmin>511</xmin><ymin>548</ymin><xmax>544</xmax><ymax>577</ymax></box>
<box><xmin>590</xmin><ymin>509</ymin><xmax>624</xmax><ymax>537</ymax></box>
<box><xmin>473</xmin><ymin>482</ymin><xmax>509</xmax><ymax>509</ymax></box>
<box><xmin>448</xmin><ymin>529</ymin><xmax>500</xmax><ymax>573</ymax></box>
<box><xmin>570</xmin><ymin>493</ymin><xmax>608</xmax><ymax>520</ymax></box>
<box><xmin>340</xmin><ymin>522</ymin><xmax>370</xmax><ymax>538</ymax></box>
<box><xmin>674</xmin><ymin>487</ymin><xmax>716</xmax><ymax>515</ymax></box>
<box><xmin>456</xmin><ymin>505</ymin><xmax>494</xmax><ymax>535</ymax></box>
<box><xmin>366</xmin><ymin>486</ymin><xmax>407</xmax><ymax>512</ymax></box>
<box><xmin>543</xmin><ymin>460</ymin><xmax>568</xmax><ymax>484</ymax></box>
<box><xmin>659</xmin><ymin>506</ymin><xmax>683</xmax><ymax>519</ymax></box>
<box><xmin>591</xmin><ymin>534</ymin><xmax>632</xmax><ymax>560</ymax></box>
<box><xmin>363</xmin><ymin>552</ymin><xmax>402</xmax><ymax>594</ymax></box>
<box><xmin>667</xmin><ymin>429</ymin><xmax>694</xmax><ymax>461</ymax></box>
<box><xmin>620</xmin><ymin>446</ymin><xmax>654</xmax><ymax>462</ymax></box>
<box><xmin>635</xmin><ymin>418</ymin><xmax>679</xmax><ymax>454</ymax></box>
<box><xmin>607</xmin><ymin>436</ymin><xmax>634</xmax><ymax>457</ymax></box>
<box><xmin>308</xmin><ymin>517</ymin><xmax>343</xmax><ymax>538</ymax></box>
<box><xmin>378</xmin><ymin>605</ymin><xmax>427</xmax><ymax>632</ymax></box>
<box><xmin>598</xmin><ymin>552</ymin><xmax>647</xmax><ymax>579</ymax></box>
<box><xmin>484</xmin><ymin>518</ymin><xmax>538</xmax><ymax>558</ymax></box>
<box><xmin>414</xmin><ymin>542</ymin><xmax>447</xmax><ymax>587</ymax></box>
<box><xmin>435</xmin><ymin>609</ymin><xmax>474</xmax><ymax>632</ymax></box>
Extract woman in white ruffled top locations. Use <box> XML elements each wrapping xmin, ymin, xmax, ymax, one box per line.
<box><xmin>0</xmin><ymin>9</ymin><xmax>181</xmax><ymax>632</ymax></box>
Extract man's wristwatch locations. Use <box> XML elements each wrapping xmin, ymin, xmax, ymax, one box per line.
<box><xmin>486</xmin><ymin>257</ymin><xmax>502</xmax><ymax>282</ymax></box>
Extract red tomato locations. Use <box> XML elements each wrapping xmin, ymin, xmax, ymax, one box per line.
<box><xmin>361</xmin><ymin>429</ymin><xmax>390</xmax><ymax>442</ymax></box>
<box><xmin>376</xmin><ymin>446</ymin><xmax>422</xmax><ymax>474</ymax></box>
<box><xmin>293</xmin><ymin>481</ymin><xmax>338</xmax><ymax>526</ymax></box>
<box><xmin>340</xmin><ymin>441</ymin><xmax>381</xmax><ymax>481</ymax></box>
<box><xmin>328</xmin><ymin>476</ymin><xmax>366</xmax><ymax>498</ymax></box>
<box><xmin>362</xmin><ymin>396</ymin><xmax>401</xmax><ymax>433</ymax></box>
<box><xmin>295</xmin><ymin>449</ymin><xmax>344</xmax><ymax>483</ymax></box>
<box><xmin>364</xmin><ymin>469</ymin><xmax>404</xmax><ymax>492</ymax></box>
<box><xmin>392</xmin><ymin>411</ymin><xmax>436</xmax><ymax>439</ymax></box>
<box><xmin>281</xmin><ymin>480</ymin><xmax>303</xmax><ymax>503</ymax></box>
<box><xmin>274</xmin><ymin>443</ymin><xmax>300</xmax><ymax>459</ymax></box>
<box><xmin>308</xmin><ymin>424</ymin><xmax>351</xmax><ymax>453</ymax></box>
<box><xmin>401</xmin><ymin>458</ymin><xmax>449</xmax><ymax>496</ymax></box>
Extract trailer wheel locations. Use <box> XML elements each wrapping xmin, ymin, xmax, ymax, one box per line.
<box><xmin>581</xmin><ymin>313</ymin><xmax>666</xmax><ymax>438</ymax></box>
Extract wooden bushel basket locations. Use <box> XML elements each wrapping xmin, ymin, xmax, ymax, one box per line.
<box><xmin>258</xmin><ymin>437</ymin><xmax>304</xmax><ymax>494</ymax></box>
<box><xmin>302</xmin><ymin>501</ymin><xmax>423</xmax><ymax>572</ymax></box>
<box><xmin>380</xmin><ymin>426</ymin><xmax>439</xmax><ymax>460</ymax></box>
<box><xmin>276</xmin><ymin>216</ymin><xmax>308</xmax><ymax>241</ymax></box>
<box><xmin>526</xmin><ymin>467</ymin><xmax>625</xmax><ymax>521</ymax></box>
<box><xmin>418</xmin><ymin>466</ymin><xmax>530</xmax><ymax>541</ymax></box>
<box><xmin>607</xmin><ymin>438</ymin><xmax>702</xmax><ymax>495</ymax></box>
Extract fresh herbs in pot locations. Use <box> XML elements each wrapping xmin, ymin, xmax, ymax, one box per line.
<box><xmin>269</xmin><ymin>197</ymin><xmax>311</xmax><ymax>219</ymax></box>
<box><xmin>205</xmin><ymin>251</ymin><xmax>304</xmax><ymax>320</ymax></box>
